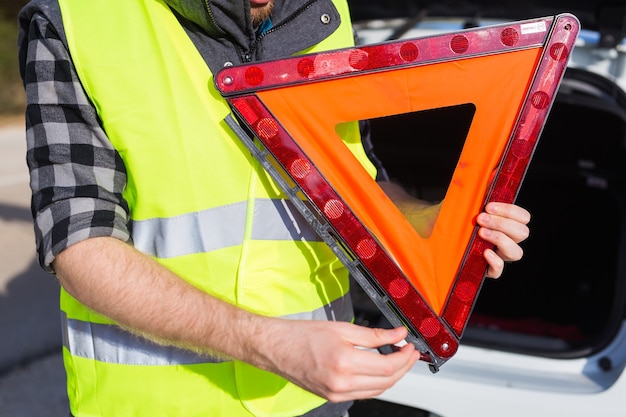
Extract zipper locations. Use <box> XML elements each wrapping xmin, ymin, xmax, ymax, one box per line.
<box><xmin>243</xmin><ymin>0</ymin><xmax>318</xmax><ymax>62</ymax></box>
<box><xmin>203</xmin><ymin>0</ymin><xmax>227</xmax><ymax>37</ymax></box>
<box><xmin>203</xmin><ymin>0</ymin><xmax>250</xmax><ymax>63</ymax></box>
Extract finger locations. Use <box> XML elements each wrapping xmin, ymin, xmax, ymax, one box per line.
<box><xmin>345</xmin><ymin>326</ymin><xmax>409</xmax><ymax>350</ymax></box>
<box><xmin>352</xmin><ymin>341</ymin><xmax>420</xmax><ymax>377</ymax></box>
<box><xmin>323</xmin><ymin>344</ymin><xmax>420</xmax><ymax>400</ymax></box>
<box><xmin>482</xmin><ymin>202</ymin><xmax>531</xmax><ymax>244</ymax></box>
<box><xmin>338</xmin><ymin>329</ymin><xmax>420</xmax><ymax>378</ymax></box>
<box><xmin>476</xmin><ymin>212</ymin><xmax>530</xmax><ymax>244</ymax></box>
<box><xmin>478</xmin><ymin>227</ymin><xmax>524</xmax><ymax>262</ymax></box>
<box><xmin>484</xmin><ymin>248</ymin><xmax>505</xmax><ymax>278</ymax></box>
<box><xmin>485</xmin><ymin>202</ymin><xmax>531</xmax><ymax>225</ymax></box>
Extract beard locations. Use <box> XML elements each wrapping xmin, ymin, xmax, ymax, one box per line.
<box><xmin>251</xmin><ymin>1</ymin><xmax>274</xmax><ymax>26</ymax></box>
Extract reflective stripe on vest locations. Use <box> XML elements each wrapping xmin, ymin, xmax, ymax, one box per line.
<box><xmin>61</xmin><ymin>294</ymin><xmax>353</xmax><ymax>366</ymax></box>
<box><xmin>133</xmin><ymin>199</ymin><xmax>322</xmax><ymax>258</ymax></box>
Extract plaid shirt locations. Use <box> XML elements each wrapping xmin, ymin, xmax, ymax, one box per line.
<box><xmin>19</xmin><ymin>11</ymin><xmax>131</xmax><ymax>272</ymax></box>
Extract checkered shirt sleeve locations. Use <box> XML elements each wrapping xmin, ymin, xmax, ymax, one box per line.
<box><xmin>19</xmin><ymin>11</ymin><xmax>132</xmax><ymax>273</ymax></box>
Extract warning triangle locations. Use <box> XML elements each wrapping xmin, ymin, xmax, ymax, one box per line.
<box><xmin>217</xmin><ymin>14</ymin><xmax>579</xmax><ymax>371</ymax></box>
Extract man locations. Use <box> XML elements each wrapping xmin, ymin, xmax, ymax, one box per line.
<box><xmin>18</xmin><ymin>0</ymin><xmax>530</xmax><ymax>416</ymax></box>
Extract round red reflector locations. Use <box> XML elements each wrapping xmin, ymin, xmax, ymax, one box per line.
<box><xmin>511</xmin><ymin>137</ymin><xmax>533</xmax><ymax>159</ymax></box>
<box><xmin>450</xmin><ymin>35</ymin><xmax>469</xmax><ymax>54</ymax></box>
<box><xmin>349</xmin><ymin>49</ymin><xmax>369</xmax><ymax>70</ymax></box>
<box><xmin>323</xmin><ymin>199</ymin><xmax>344</xmax><ymax>219</ymax></box>
<box><xmin>245</xmin><ymin>66</ymin><xmax>264</xmax><ymax>86</ymax></box>
<box><xmin>399</xmin><ymin>43</ymin><xmax>419</xmax><ymax>62</ymax></box>
<box><xmin>388</xmin><ymin>278</ymin><xmax>409</xmax><ymax>299</ymax></box>
<box><xmin>355</xmin><ymin>238</ymin><xmax>376</xmax><ymax>259</ymax></box>
<box><xmin>297</xmin><ymin>58</ymin><xmax>315</xmax><ymax>77</ymax></box>
<box><xmin>453</xmin><ymin>281</ymin><xmax>478</xmax><ymax>303</ymax></box>
<box><xmin>550</xmin><ymin>42</ymin><xmax>569</xmax><ymax>61</ymax></box>
<box><xmin>419</xmin><ymin>317</ymin><xmax>440</xmax><ymax>338</ymax></box>
<box><xmin>500</xmin><ymin>27</ymin><xmax>519</xmax><ymax>47</ymax></box>
<box><xmin>255</xmin><ymin>118</ymin><xmax>279</xmax><ymax>141</ymax></box>
<box><xmin>290</xmin><ymin>158</ymin><xmax>311</xmax><ymax>179</ymax></box>
<box><xmin>531</xmin><ymin>91</ymin><xmax>550</xmax><ymax>109</ymax></box>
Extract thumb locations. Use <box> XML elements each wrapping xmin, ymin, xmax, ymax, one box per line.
<box><xmin>349</xmin><ymin>326</ymin><xmax>409</xmax><ymax>349</ymax></box>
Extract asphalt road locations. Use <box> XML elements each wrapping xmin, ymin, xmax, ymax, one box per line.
<box><xmin>0</xmin><ymin>122</ymin><xmax>69</xmax><ymax>416</ymax></box>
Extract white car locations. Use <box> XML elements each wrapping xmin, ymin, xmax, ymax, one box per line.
<box><xmin>347</xmin><ymin>1</ymin><xmax>626</xmax><ymax>416</ymax></box>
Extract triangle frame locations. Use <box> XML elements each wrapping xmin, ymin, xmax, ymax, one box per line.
<box><xmin>216</xmin><ymin>14</ymin><xmax>579</xmax><ymax>371</ymax></box>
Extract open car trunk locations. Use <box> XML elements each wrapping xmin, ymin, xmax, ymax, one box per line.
<box><xmin>353</xmin><ymin>67</ymin><xmax>626</xmax><ymax>360</ymax></box>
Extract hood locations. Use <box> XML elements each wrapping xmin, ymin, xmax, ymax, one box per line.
<box><xmin>348</xmin><ymin>0</ymin><xmax>626</xmax><ymax>47</ymax></box>
<box><xmin>164</xmin><ymin>0</ymin><xmax>257</xmax><ymax>48</ymax></box>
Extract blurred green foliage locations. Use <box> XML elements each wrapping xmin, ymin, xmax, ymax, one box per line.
<box><xmin>0</xmin><ymin>0</ymin><xmax>28</xmax><ymax>18</ymax></box>
<box><xmin>0</xmin><ymin>2</ymin><xmax>28</xmax><ymax>116</ymax></box>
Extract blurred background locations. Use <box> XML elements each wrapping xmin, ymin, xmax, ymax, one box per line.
<box><xmin>0</xmin><ymin>0</ymin><xmax>26</xmax><ymax>117</ymax></box>
<box><xmin>0</xmin><ymin>1</ymin><xmax>70</xmax><ymax>415</ymax></box>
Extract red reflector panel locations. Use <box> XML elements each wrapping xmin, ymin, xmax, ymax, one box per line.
<box><xmin>219</xmin><ymin>15</ymin><xmax>579</xmax><ymax>370</ymax></box>
<box><xmin>230</xmin><ymin>95</ymin><xmax>459</xmax><ymax>361</ymax></box>
<box><xmin>254</xmin><ymin>50</ymin><xmax>541</xmax><ymax>315</ymax></box>
<box><xmin>442</xmin><ymin>15</ymin><xmax>579</xmax><ymax>334</ymax></box>
<box><xmin>216</xmin><ymin>17</ymin><xmax>555</xmax><ymax>95</ymax></box>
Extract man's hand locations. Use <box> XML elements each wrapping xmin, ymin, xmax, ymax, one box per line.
<box><xmin>55</xmin><ymin>237</ymin><xmax>419</xmax><ymax>403</ymax></box>
<box><xmin>252</xmin><ymin>320</ymin><xmax>420</xmax><ymax>402</ymax></box>
<box><xmin>476</xmin><ymin>201</ymin><xmax>530</xmax><ymax>278</ymax></box>
<box><xmin>379</xmin><ymin>181</ymin><xmax>531</xmax><ymax>279</ymax></box>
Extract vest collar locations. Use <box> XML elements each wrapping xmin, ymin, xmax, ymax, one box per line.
<box><xmin>164</xmin><ymin>0</ymin><xmax>338</xmax><ymax>53</ymax></box>
<box><xmin>164</xmin><ymin>0</ymin><xmax>343</xmax><ymax>70</ymax></box>
<box><xmin>164</xmin><ymin>0</ymin><xmax>264</xmax><ymax>50</ymax></box>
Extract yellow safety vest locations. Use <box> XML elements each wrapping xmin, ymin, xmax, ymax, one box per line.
<box><xmin>56</xmin><ymin>0</ymin><xmax>375</xmax><ymax>416</ymax></box>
